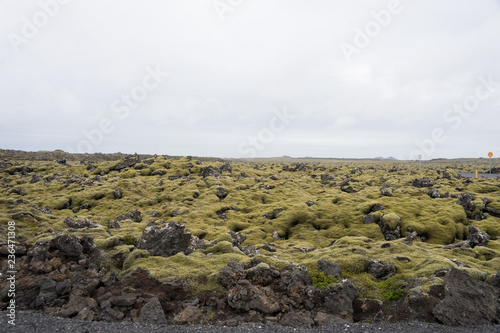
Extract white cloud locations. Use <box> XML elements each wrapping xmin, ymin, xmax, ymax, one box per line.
<box><xmin>1</xmin><ymin>0</ymin><xmax>500</xmax><ymax>158</ymax></box>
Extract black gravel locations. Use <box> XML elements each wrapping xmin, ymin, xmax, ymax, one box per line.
<box><xmin>1</xmin><ymin>311</ymin><xmax>499</xmax><ymax>333</ymax></box>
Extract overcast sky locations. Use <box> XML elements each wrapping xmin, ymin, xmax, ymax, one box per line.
<box><xmin>1</xmin><ymin>0</ymin><xmax>499</xmax><ymax>160</ymax></box>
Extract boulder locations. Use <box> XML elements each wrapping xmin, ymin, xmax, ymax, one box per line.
<box><xmin>136</xmin><ymin>297</ymin><xmax>167</xmax><ymax>324</ymax></box>
<box><xmin>378</xmin><ymin>215</ymin><xmax>401</xmax><ymax>241</ymax></box>
<box><xmin>491</xmin><ymin>270</ymin><xmax>500</xmax><ymax>289</ymax></box>
<box><xmin>245</xmin><ymin>263</ymin><xmax>280</xmax><ymax>286</ymax></box>
<box><xmin>457</xmin><ymin>192</ymin><xmax>476</xmax><ymax>211</ymax></box>
<box><xmin>317</xmin><ymin>259</ymin><xmax>342</xmax><ymax>281</ymax></box>
<box><xmin>70</xmin><ymin>271</ymin><xmax>100</xmax><ymax>297</ymax></box>
<box><xmin>432</xmin><ymin>268</ymin><xmax>499</xmax><ymax>325</ymax></box>
<box><xmin>227</xmin><ymin>282</ymin><xmax>281</xmax><ymax>314</ymax></box>
<box><xmin>35</xmin><ymin>277</ymin><xmax>57</xmax><ymax>308</ymax></box>
<box><xmin>457</xmin><ymin>193</ymin><xmax>485</xmax><ymax>220</ymax></box>
<box><xmin>242</xmin><ymin>244</ymin><xmax>257</xmax><ymax>256</ymax></box>
<box><xmin>311</xmin><ymin>281</ymin><xmax>358</xmax><ymax>321</ymax></box>
<box><xmin>221</xmin><ymin>163</ymin><xmax>232</xmax><ymax>174</ymax></box>
<box><xmin>220</xmin><ymin>261</ymin><xmax>246</xmax><ymax>288</ymax></box>
<box><xmin>172</xmin><ymin>305</ymin><xmax>203</xmax><ymax>325</ymax></box>
<box><xmin>412</xmin><ymin>178</ymin><xmax>434</xmax><ymax>188</ymax></box>
<box><xmin>368</xmin><ymin>203</ymin><xmax>384</xmax><ymax>213</ymax></box>
<box><xmin>185</xmin><ymin>236</ymin><xmax>206</xmax><ymax>254</ymax></box>
<box><xmin>228</xmin><ymin>231</ymin><xmax>246</xmax><ymax>247</ymax></box>
<box><xmin>114</xmin><ymin>156</ymin><xmax>140</xmax><ymax>171</ymax></box>
<box><xmin>109</xmin><ymin>294</ymin><xmax>137</xmax><ymax>307</ymax></box>
<box><xmin>53</xmin><ymin>234</ymin><xmax>84</xmax><ymax>260</ymax></box>
<box><xmin>367</xmin><ymin>259</ymin><xmax>397</xmax><ymax>280</ymax></box>
<box><xmin>113</xmin><ymin>188</ymin><xmax>122</xmax><ymax>199</ymax></box>
<box><xmin>199</xmin><ymin>166</ymin><xmax>221</xmax><ymax>179</ymax></box>
<box><xmin>320</xmin><ymin>174</ymin><xmax>335</xmax><ymax>182</ymax></box>
<box><xmin>137</xmin><ymin>222</ymin><xmax>192</xmax><ymax>257</ymax></box>
<box><xmin>64</xmin><ymin>217</ymin><xmax>101</xmax><ymax>229</ymax></box>
<box><xmin>216</xmin><ymin>187</ymin><xmax>229</xmax><ymax>200</ymax></box>
<box><xmin>427</xmin><ymin>189</ymin><xmax>441</xmax><ymax>199</ymax></box>
<box><xmin>468</xmin><ymin>225</ymin><xmax>490</xmax><ymax>248</ymax></box>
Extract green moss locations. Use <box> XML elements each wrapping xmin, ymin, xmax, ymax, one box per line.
<box><xmin>382</xmin><ymin>213</ymin><xmax>400</xmax><ymax>229</ymax></box>
<box><xmin>344</xmin><ymin>273</ymin><xmax>380</xmax><ymax>299</ymax></box>
<box><xmin>216</xmin><ymin>233</ymin><xmax>233</xmax><ymax>243</ymax></box>
<box><xmin>2</xmin><ymin>155</ymin><xmax>500</xmax><ymax>301</ymax></box>
<box><xmin>205</xmin><ymin>241</ymin><xmax>242</xmax><ymax>255</ymax></box>
<box><xmin>378</xmin><ymin>275</ymin><xmax>409</xmax><ymax>301</ymax></box>
<box><xmin>95</xmin><ymin>235</ymin><xmax>121</xmax><ymax>249</ymax></box>
<box><xmin>308</xmin><ymin>268</ymin><xmax>338</xmax><ymax>288</ymax></box>
<box><xmin>122</xmin><ymin>249</ymin><xmax>150</xmax><ymax>270</ymax></box>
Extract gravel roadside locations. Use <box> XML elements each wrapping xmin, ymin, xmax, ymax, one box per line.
<box><xmin>1</xmin><ymin>311</ymin><xmax>499</xmax><ymax>333</ymax></box>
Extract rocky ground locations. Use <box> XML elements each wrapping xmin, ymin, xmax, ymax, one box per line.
<box><xmin>2</xmin><ymin>311</ymin><xmax>499</xmax><ymax>333</ymax></box>
<box><xmin>1</xmin><ymin>152</ymin><xmax>500</xmax><ymax>329</ymax></box>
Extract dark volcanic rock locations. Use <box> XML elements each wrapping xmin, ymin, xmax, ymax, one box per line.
<box><xmin>457</xmin><ymin>192</ymin><xmax>485</xmax><ymax>220</ymax></box>
<box><xmin>186</xmin><ymin>236</ymin><xmax>206</xmax><ymax>254</ymax></box>
<box><xmin>220</xmin><ymin>261</ymin><xmax>246</xmax><ymax>288</ymax></box>
<box><xmin>228</xmin><ymin>231</ymin><xmax>246</xmax><ymax>247</ymax></box>
<box><xmin>199</xmin><ymin>166</ymin><xmax>221</xmax><ymax>179</ymax></box>
<box><xmin>113</xmin><ymin>209</ymin><xmax>142</xmax><ymax>224</ymax></box>
<box><xmin>53</xmin><ymin>234</ymin><xmax>84</xmax><ymax>260</ymax></box>
<box><xmin>35</xmin><ymin>277</ymin><xmax>57</xmax><ymax>308</ymax></box>
<box><xmin>136</xmin><ymin>296</ymin><xmax>167</xmax><ymax>324</ymax></box>
<box><xmin>317</xmin><ymin>259</ymin><xmax>342</xmax><ymax>281</ymax></box>
<box><xmin>172</xmin><ymin>306</ymin><xmax>203</xmax><ymax>325</ymax></box>
<box><xmin>432</xmin><ymin>268</ymin><xmax>499</xmax><ymax>325</ymax></box>
<box><xmin>64</xmin><ymin>217</ymin><xmax>101</xmax><ymax>229</ymax></box>
<box><xmin>113</xmin><ymin>188</ymin><xmax>122</xmax><ymax>199</ymax></box>
<box><xmin>216</xmin><ymin>187</ymin><xmax>229</xmax><ymax>200</ymax></box>
<box><xmin>136</xmin><ymin>221</ymin><xmax>192</xmax><ymax>257</ymax></box>
<box><xmin>367</xmin><ymin>259</ymin><xmax>397</xmax><ymax>280</ymax></box>
<box><xmin>368</xmin><ymin>203</ymin><xmax>384</xmax><ymax>213</ymax></box>
<box><xmin>412</xmin><ymin>178</ymin><xmax>434</xmax><ymax>188</ymax></box>
<box><xmin>427</xmin><ymin>189</ymin><xmax>441</xmax><ymax>198</ymax></box>
<box><xmin>220</xmin><ymin>162</ymin><xmax>233</xmax><ymax>174</ymax></box>
<box><xmin>378</xmin><ymin>215</ymin><xmax>401</xmax><ymax>241</ymax></box>
<box><xmin>491</xmin><ymin>270</ymin><xmax>500</xmax><ymax>289</ymax></box>
<box><xmin>113</xmin><ymin>156</ymin><xmax>140</xmax><ymax>171</ymax></box>
<box><xmin>380</xmin><ymin>186</ymin><xmax>394</xmax><ymax>197</ymax></box>
<box><xmin>311</xmin><ymin>281</ymin><xmax>358</xmax><ymax>321</ymax></box>
<box><xmin>468</xmin><ymin>225</ymin><xmax>490</xmax><ymax>248</ymax></box>
<box><xmin>227</xmin><ymin>282</ymin><xmax>281</xmax><ymax>314</ymax></box>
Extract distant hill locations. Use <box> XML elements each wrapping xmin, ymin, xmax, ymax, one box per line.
<box><xmin>373</xmin><ymin>156</ymin><xmax>398</xmax><ymax>160</ymax></box>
